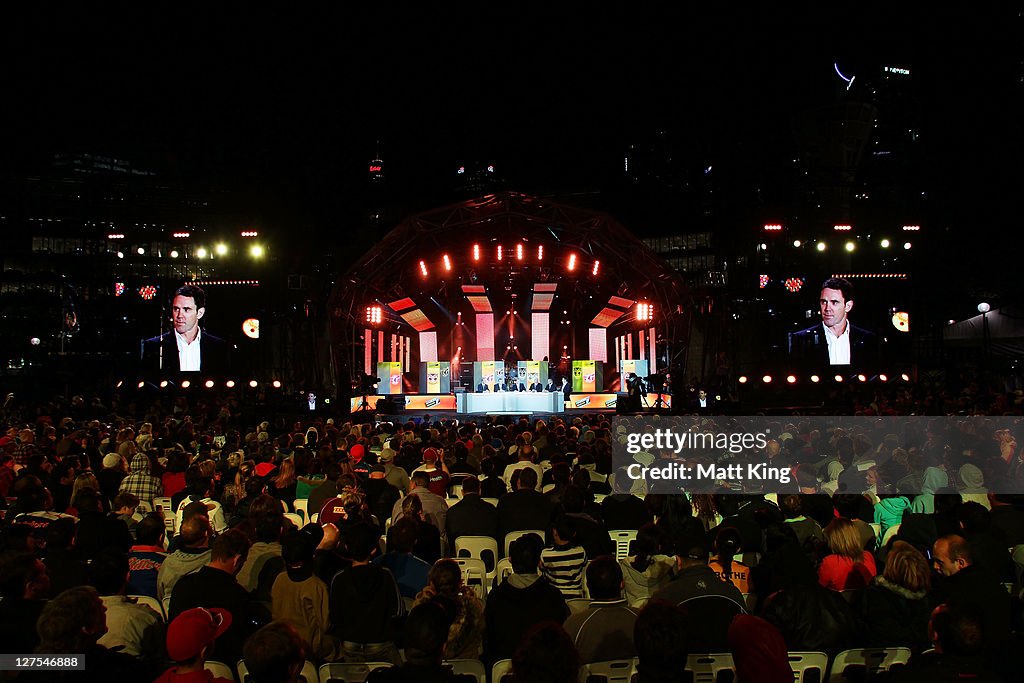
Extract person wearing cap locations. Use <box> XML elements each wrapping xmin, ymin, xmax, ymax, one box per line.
<box><xmin>411</xmin><ymin>447</ymin><xmax>451</xmax><ymax>498</ymax></box>
<box><xmin>378</xmin><ymin>441</ymin><xmax>410</xmax><ymax>492</ymax></box>
<box><xmin>155</xmin><ymin>607</ymin><xmax>234</xmax><ymax>683</ymax></box>
<box><xmin>97</xmin><ymin>451</ymin><xmax>128</xmax><ymax>503</ymax></box>
<box><xmin>650</xmin><ymin>527</ymin><xmax>746</xmax><ymax>651</ymax></box>
<box><xmin>271</xmin><ymin>528</ymin><xmax>337</xmax><ymax>661</ymax></box>
<box><xmin>363</xmin><ymin>461</ymin><xmax>402</xmax><ymax>524</ymax></box>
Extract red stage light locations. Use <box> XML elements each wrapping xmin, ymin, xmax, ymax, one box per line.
<box><xmin>139</xmin><ymin>285</ymin><xmax>158</xmax><ymax>300</ymax></box>
<box><xmin>516</xmin><ymin>244</ymin><xmax>524</xmax><ymax>261</ymax></box>
<box><xmin>738</xmin><ymin>376</ymin><xmax>748</xmax><ymax>384</ymax></box>
<box><xmin>764</xmin><ymin>224</ymin><xmax>783</xmax><ymax>231</ymax></box>
<box><xmin>762</xmin><ymin>375</ymin><xmax>772</xmax><ymax>384</ymax></box>
<box><xmin>497</xmin><ymin>245</ymin><xmax>503</xmax><ymax>261</ymax></box>
<box><xmin>857</xmin><ymin>374</ymin><xmax>867</xmax><ymax>382</ymax></box>
<box><xmin>759</xmin><ymin>274</ymin><xmax>769</xmax><ymax>289</ymax></box>
<box><xmin>567</xmin><ymin>253</ymin><xmax>576</xmax><ymax>271</ymax></box>
<box><xmin>249</xmin><ymin>380</ymin><xmax>258</xmax><ymax>388</ymax></box>
<box><xmin>786</xmin><ymin>375</ymin><xmax>797</xmax><ymax>384</ymax></box>
<box><xmin>592</xmin><ymin>260</ymin><xmax>600</xmax><ymax>276</ymax></box>
<box><xmin>180</xmin><ymin>380</ymin><xmax>190</xmax><ymax>388</ymax></box>
<box><xmin>879</xmin><ymin>374</ymin><xmax>888</xmax><ymax>382</ymax></box>
<box><xmin>537</xmin><ymin>244</ymin><xmax>543</xmax><ymax>260</ymax></box>
<box><xmin>365</xmin><ymin>306</ymin><xmax>382</xmax><ymax>324</ymax></box>
<box><xmin>204</xmin><ymin>380</ymin><xmax>215</xmax><ymax>388</ymax></box>
<box><xmin>225</xmin><ymin>380</ymin><xmax>236</xmax><ymax>388</ymax></box>
<box><xmin>784</xmin><ymin>278</ymin><xmax>803</xmax><ymax>293</ymax></box>
<box><xmin>810</xmin><ymin>375</ymin><xmax>820</xmax><ymax>383</ymax></box>
<box><xmin>443</xmin><ymin>254</ymin><xmax>451</xmax><ymax>271</ymax></box>
<box><xmin>272</xmin><ymin>380</ymin><xmax>282</xmax><ymax>388</ymax></box>
<box><xmin>636</xmin><ymin>302</ymin><xmax>654</xmax><ymax>322</ymax></box>
<box><xmin>834</xmin><ymin>224</ymin><xmax>853</xmax><ymax>231</ymax></box>
<box><xmin>419</xmin><ymin>260</ymin><xmax>428</xmax><ymax>277</ymax></box>
<box><xmin>472</xmin><ymin>244</ymin><xmax>480</xmax><ymax>261</ymax></box>
<box><xmin>834</xmin><ymin>374</ymin><xmax>844</xmax><ymax>383</ymax></box>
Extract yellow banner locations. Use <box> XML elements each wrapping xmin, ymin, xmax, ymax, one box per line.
<box><xmin>482</xmin><ymin>360</ymin><xmax>495</xmax><ymax>391</ymax></box>
<box><xmin>426</xmin><ymin>361</ymin><xmax>441</xmax><ymax>394</ymax></box>
<box><xmin>526</xmin><ymin>360</ymin><xmax>540</xmax><ymax>390</ymax></box>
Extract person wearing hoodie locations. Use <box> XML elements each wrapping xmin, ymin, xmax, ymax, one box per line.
<box><xmin>119</xmin><ymin>451</ymin><xmax>163</xmax><ymax>507</ymax></box>
<box><xmin>329</xmin><ymin>521</ymin><xmax>404</xmax><ymax>665</ymax></box>
<box><xmin>485</xmin><ymin>532</ymin><xmax>569</xmax><ymax>662</ymax></box>
<box><xmin>858</xmin><ymin>541</ymin><xmax>933</xmax><ymax>651</ymax></box>
<box><xmin>957</xmin><ymin>464</ymin><xmax>991</xmax><ymax>509</ymax></box>
<box><xmin>619</xmin><ymin>523</ymin><xmax>675</xmax><ymax>608</ymax></box>
<box><xmin>910</xmin><ymin>466</ymin><xmax>949</xmax><ymax>514</ymax></box>
<box><xmin>157</xmin><ymin>515</ymin><xmax>213</xmax><ymax>606</ymax></box>
<box><xmin>874</xmin><ymin>494</ymin><xmax>911</xmax><ymax>545</ymax></box>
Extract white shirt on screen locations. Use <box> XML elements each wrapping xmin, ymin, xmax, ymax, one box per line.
<box><xmin>175</xmin><ymin>327</ymin><xmax>202</xmax><ymax>371</ymax></box>
<box><xmin>822</xmin><ymin>321</ymin><xmax>851</xmax><ymax>365</ymax></box>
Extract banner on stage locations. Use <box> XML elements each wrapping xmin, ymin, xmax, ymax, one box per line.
<box><xmin>377</xmin><ymin>362</ymin><xmax>403</xmax><ymax>395</ymax></box>
<box><xmin>404</xmin><ymin>394</ymin><xmax>457</xmax><ymax>410</ymax></box>
<box><xmin>572</xmin><ymin>360</ymin><xmax>598</xmax><ymax>393</ymax></box>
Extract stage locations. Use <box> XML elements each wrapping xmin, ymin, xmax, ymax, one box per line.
<box><xmin>354</xmin><ymin>391</ymin><xmax>673</xmax><ymax>416</ymax></box>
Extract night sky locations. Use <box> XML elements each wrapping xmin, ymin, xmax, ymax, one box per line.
<box><xmin>2</xmin><ymin>6</ymin><xmax>1019</xmax><ymax>244</ymax></box>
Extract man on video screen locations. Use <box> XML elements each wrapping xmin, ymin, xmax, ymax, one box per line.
<box><xmin>144</xmin><ymin>284</ymin><xmax>231</xmax><ymax>372</ymax></box>
<box><xmin>790</xmin><ymin>277</ymin><xmax>875</xmax><ymax>366</ymax></box>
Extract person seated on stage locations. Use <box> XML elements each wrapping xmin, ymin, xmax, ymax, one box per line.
<box><xmin>475</xmin><ymin>381</ymin><xmax>490</xmax><ymax>392</ymax></box>
<box><xmin>529</xmin><ymin>380</ymin><xmax>543</xmax><ymax>392</ymax></box>
<box><xmin>545</xmin><ymin>378</ymin><xmax>556</xmax><ymax>392</ymax></box>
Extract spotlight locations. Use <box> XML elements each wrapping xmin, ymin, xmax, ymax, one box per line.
<box><xmin>880</xmin><ymin>239</ymin><xmax>890</xmax><ymax>248</ymax></box>
<box><xmin>762</xmin><ymin>375</ymin><xmax>772</xmax><ymax>384</ymax></box>
<box><xmin>516</xmin><ymin>243</ymin><xmax>524</xmax><ymax>261</ymax></box>
<box><xmin>567</xmin><ymin>253</ymin><xmax>576</xmax><ymax>271</ymax></box>
<box><xmin>116</xmin><ymin>251</ymin><xmax>124</xmax><ymax>259</ymax></box>
<box><xmin>249</xmin><ymin>380</ymin><xmax>258</xmax><ymax>388</ymax></box>
<box><xmin>170</xmin><ymin>250</ymin><xmax>179</xmax><ymax>258</ymax></box>
<box><xmin>443</xmin><ymin>254</ymin><xmax>451</xmax><ymax>271</ymax></box>
<box><xmin>205</xmin><ymin>380</ymin><xmax>215</xmax><ymax>388</ymax></box>
<box><xmin>900</xmin><ymin>373</ymin><xmax>911</xmax><ymax>382</ymax></box>
<box><xmin>537</xmin><ymin>244</ymin><xmax>544</xmax><ymax>260</ymax></box>
<box><xmin>181</xmin><ymin>380</ymin><xmax>191</xmax><ymax>388</ymax></box>
<box><xmin>857</xmin><ymin>374</ymin><xmax>867</xmax><ymax>382</ymax></box>
<box><xmin>250</xmin><ymin>244</ymin><xmax>265</xmax><ymax>258</ymax></box>
<box><xmin>472</xmin><ymin>244</ymin><xmax>480</xmax><ymax>261</ymax></box>
<box><xmin>764</xmin><ymin>224</ymin><xmax>783</xmax><ymax>231</ymax></box>
<box><xmin>834</xmin><ymin>375</ymin><xmax>844</xmax><ymax>383</ymax></box>
<box><xmin>215</xmin><ymin>243</ymin><xmax>228</xmax><ymax>256</ymax></box>
<box><xmin>903</xmin><ymin>242</ymin><xmax>912</xmax><ymax>250</ymax></box>
<box><xmin>29</xmin><ymin>337</ymin><xmax>41</xmax><ymax>346</ymax></box>
<box><xmin>793</xmin><ymin>240</ymin><xmax>801</xmax><ymax>247</ymax></box>
<box><xmin>834</xmin><ymin>224</ymin><xmax>852</xmax><ymax>231</ymax></box>
<box><xmin>879</xmin><ymin>374</ymin><xmax>888</xmax><ymax>382</ymax></box>
<box><xmin>137</xmin><ymin>381</ymin><xmax>145</xmax><ymax>389</ymax></box>
<box><xmin>225</xmin><ymin>380</ymin><xmax>235</xmax><ymax>388</ymax></box>
<box><xmin>272</xmin><ymin>380</ymin><xmax>282</xmax><ymax>388</ymax></box>
<box><xmin>137</xmin><ymin>247</ymin><xmax>145</xmax><ymax>255</ymax></box>
<box><xmin>816</xmin><ymin>242</ymin><xmax>827</xmax><ymax>252</ymax></box>
<box><xmin>810</xmin><ymin>375</ymin><xmax>820</xmax><ymax>383</ymax></box>
<box><xmin>738</xmin><ymin>376</ymin><xmax>748</xmax><ymax>384</ymax></box>
<box><xmin>845</xmin><ymin>241</ymin><xmax>855</xmax><ymax>252</ymax></box>
<box><xmin>786</xmin><ymin>375</ymin><xmax>797</xmax><ymax>384</ymax></box>
<box><xmin>419</xmin><ymin>260</ymin><xmax>428</xmax><ymax>277</ymax></box>
<box><xmin>160</xmin><ymin>380</ymin><xmax>168</xmax><ymax>388</ymax></box>
<box><xmin>116</xmin><ymin>380</ymin><xmax>124</xmax><ymax>388</ymax></box>
<box><xmin>977</xmin><ymin>302</ymin><xmax>991</xmax><ymax>313</ymax></box>
<box><xmin>592</xmin><ymin>260</ymin><xmax>600</xmax><ymax>276</ymax></box>
<box><xmin>196</xmin><ymin>247</ymin><xmax>208</xmax><ymax>258</ymax></box>
<box><xmin>497</xmin><ymin>245</ymin><xmax>503</xmax><ymax>261</ymax></box>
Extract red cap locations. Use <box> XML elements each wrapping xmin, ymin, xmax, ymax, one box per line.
<box><xmin>254</xmin><ymin>462</ymin><xmax>277</xmax><ymax>477</ymax></box>
<box><xmin>349</xmin><ymin>444</ymin><xmax>365</xmax><ymax>464</ymax></box>
<box><xmin>422</xmin><ymin>447</ymin><xmax>438</xmax><ymax>463</ymax></box>
<box><xmin>166</xmin><ymin>607</ymin><xmax>232</xmax><ymax>662</ymax></box>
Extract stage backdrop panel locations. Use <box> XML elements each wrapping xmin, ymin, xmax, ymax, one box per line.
<box><xmin>377</xmin><ymin>361</ymin><xmax>403</xmax><ymax>395</ymax></box>
<box><xmin>516</xmin><ymin>360</ymin><xmax>548</xmax><ymax>390</ymax></box>
<box><xmin>619</xmin><ymin>359</ymin><xmax>649</xmax><ymax>379</ymax></box>
<box><xmin>473</xmin><ymin>361</ymin><xmax>499</xmax><ymax>392</ymax></box>
<box><xmin>419</xmin><ymin>361</ymin><xmax>451</xmax><ymax>394</ymax></box>
<box><xmin>571</xmin><ymin>360</ymin><xmax>604</xmax><ymax>392</ymax></box>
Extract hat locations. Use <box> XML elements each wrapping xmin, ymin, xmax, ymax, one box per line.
<box><xmin>254</xmin><ymin>462</ymin><xmax>277</xmax><ymax>477</ymax></box>
<box><xmin>349</xmin><ymin>444</ymin><xmax>366</xmax><ymax>464</ymax></box>
<box><xmin>102</xmin><ymin>453</ymin><xmax>122</xmax><ymax>469</ymax></box>
<box><xmin>422</xmin><ymin>447</ymin><xmax>438</xmax><ymax>463</ymax></box>
<box><xmin>166</xmin><ymin>607</ymin><xmax>232</xmax><ymax>662</ymax></box>
<box><xmin>379</xmin><ymin>447</ymin><xmax>395</xmax><ymax>463</ymax></box>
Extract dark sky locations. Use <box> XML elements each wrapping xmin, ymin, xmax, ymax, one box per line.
<box><xmin>1</xmin><ymin>5</ymin><xmax>1019</xmax><ymax>228</ymax></box>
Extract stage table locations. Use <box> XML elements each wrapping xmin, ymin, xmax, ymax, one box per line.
<box><xmin>458</xmin><ymin>391</ymin><xmax>564</xmax><ymax>414</ymax></box>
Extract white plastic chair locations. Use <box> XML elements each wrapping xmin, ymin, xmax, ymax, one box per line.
<box><xmin>880</xmin><ymin>523</ymin><xmax>901</xmax><ymax>547</ymax></box>
<box><xmin>828</xmin><ymin>647</ymin><xmax>911</xmax><ymax>682</ymax></box>
<box><xmin>609</xmin><ymin>530</ymin><xmax>638</xmax><ymax>561</ymax></box>
<box><xmin>452</xmin><ymin>557</ymin><xmax>488</xmax><ymax>599</ymax></box>
<box><xmin>593</xmin><ymin>493</ymin><xmax>607</xmax><ymax>504</ymax></box>
<box><xmin>491</xmin><ymin>659</ymin><xmax>513</xmax><ymax>683</ymax></box>
<box><xmin>443</xmin><ymin>659</ymin><xmax>486</xmax><ymax>683</ymax></box>
<box><xmin>318</xmin><ymin>662</ymin><xmax>393</xmax><ymax>683</ymax></box>
<box><xmin>504</xmin><ymin>529</ymin><xmax>545</xmax><ymax>557</ymax></box>
<box><xmin>293</xmin><ymin>498</ymin><xmax>309</xmax><ymax>525</ymax></box>
<box><xmin>481</xmin><ymin>497</ymin><xmax>499</xmax><ymax>507</ymax></box>
<box><xmin>153</xmin><ymin>497</ymin><xmax>175</xmax><ymax>535</ymax></box>
<box><xmin>284</xmin><ymin>512</ymin><xmax>304</xmax><ymax>528</ymax></box>
<box><xmin>128</xmin><ymin>594</ymin><xmax>166</xmax><ymax>621</ymax></box>
<box><xmin>455</xmin><ymin>535</ymin><xmax>499</xmax><ymax>579</ymax></box>
<box><xmin>204</xmin><ymin>661</ymin><xmax>236</xmax><ymax>682</ymax></box>
<box><xmin>494</xmin><ymin>557</ymin><xmax>513</xmax><ymax>588</ymax></box>
<box><xmin>788</xmin><ymin>652</ymin><xmax>829</xmax><ymax>682</ymax></box>
<box><xmin>581</xmin><ymin>658</ymin><xmax>638</xmax><ymax>683</ymax></box>
<box><xmin>686</xmin><ymin>653</ymin><xmax>736</xmax><ymax>683</ymax></box>
<box><xmin>240</xmin><ymin>659</ymin><xmax>319</xmax><ymax>683</ymax></box>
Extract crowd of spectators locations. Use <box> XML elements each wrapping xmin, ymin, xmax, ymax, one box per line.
<box><xmin>0</xmin><ymin>386</ymin><xmax>1021</xmax><ymax>682</ymax></box>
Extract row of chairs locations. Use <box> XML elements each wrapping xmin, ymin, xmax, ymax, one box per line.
<box><xmin>207</xmin><ymin>648</ymin><xmax>911</xmax><ymax>683</ymax></box>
